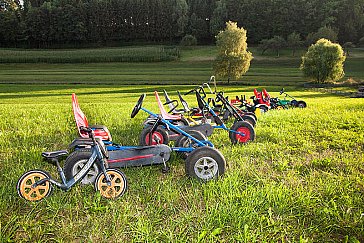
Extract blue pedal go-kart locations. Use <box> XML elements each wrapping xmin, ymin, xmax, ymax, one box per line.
<box><xmin>17</xmin><ymin>127</ymin><xmax>128</xmax><ymax>201</ymax></box>
<box><xmin>66</xmin><ymin>93</ymin><xmax>226</xmax><ymax>183</ymax></box>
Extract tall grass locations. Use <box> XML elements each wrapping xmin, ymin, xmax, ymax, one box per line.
<box><xmin>0</xmin><ymin>46</ymin><xmax>180</xmax><ymax>63</ymax></box>
<box><xmin>1</xmin><ymin>85</ymin><xmax>363</xmax><ymax>241</ymax></box>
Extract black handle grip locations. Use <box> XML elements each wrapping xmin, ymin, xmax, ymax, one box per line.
<box><xmin>79</xmin><ymin>126</ymin><xmax>92</xmax><ymax>133</ymax></box>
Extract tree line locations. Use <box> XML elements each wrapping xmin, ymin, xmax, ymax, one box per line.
<box><xmin>0</xmin><ymin>0</ymin><xmax>363</xmax><ymax>48</ymax></box>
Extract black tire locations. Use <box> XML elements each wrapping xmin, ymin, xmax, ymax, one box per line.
<box><xmin>290</xmin><ymin>100</ymin><xmax>298</xmax><ymax>107</ymax></box>
<box><xmin>229</xmin><ymin>121</ymin><xmax>255</xmax><ymax>144</ymax></box>
<box><xmin>175</xmin><ymin>130</ymin><xmax>207</xmax><ymax>159</ymax></box>
<box><xmin>172</xmin><ymin>117</ymin><xmax>189</xmax><ymax>126</ymax></box>
<box><xmin>94</xmin><ymin>168</ymin><xmax>127</xmax><ymax>199</ymax></box>
<box><xmin>17</xmin><ymin>169</ymin><xmax>53</xmax><ymax>201</ymax></box>
<box><xmin>241</xmin><ymin>114</ymin><xmax>256</xmax><ymax>127</ymax></box>
<box><xmin>139</xmin><ymin>126</ymin><xmax>169</xmax><ymax>146</ymax></box>
<box><xmin>259</xmin><ymin>106</ymin><xmax>268</xmax><ymax>113</ymax></box>
<box><xmin>64</xmin><ymin>149</ymin><xmax>100</xmax><ymax>185</ymax></box>
<box><xmin>185</xmin><ymin>147</ymin><xmax>226</xmax><ymax>181</ymax></box>
<box><xmin>297</xmin><ymin>101</ymin><xmax>307</xmax><ymax>108</ymax></box>
<box><xmin>244</xmin><ymin>112</ymin><xmax>257</xmax><ymax>121</ymax></box>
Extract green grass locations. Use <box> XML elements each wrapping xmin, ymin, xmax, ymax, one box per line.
<box><xmin>0</xmin><ymin>46</ymin><xmax>362</xmax><ymax>85</ymax></box>
<box><xmin>0</xmin><ymin>84</ymin><xmax>363</xmax><ymax>242</ymax></box>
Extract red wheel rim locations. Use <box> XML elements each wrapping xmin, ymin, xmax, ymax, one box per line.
<box><xmin>145</xmin><ymin>131</ymin><xmax>164</xmax><ymax>145</ymax></box>
<box><xmin>235</xmin><ymin>127</ymin><xmax>250</xmax><ymax>143</ymax></box>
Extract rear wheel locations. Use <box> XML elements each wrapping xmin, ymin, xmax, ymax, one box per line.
<box><xmin>229</xmin><ymin>121</ymin><xmax>255</xmax><ymax>144</ymax></box>
<box><xmin>63</xmin><ymin>149</ymin><xmax>99</xmax><ymax>185</ymax></box>
<box><xmin>185</xmin><ymin>147</ymin><xmax>226</xmax><ymax>181</ymax></box>
<box><xmin>17</xmin><ymin>170</ymin><xmax>52</xmax><ymax>201</ymax></box>
<box><xmin>175</xmin><ymin>130</ymin><xmax>207</xmax><ymax>159</ymax></box>
<box><xmin>139</xmin><ymin>126</ymin><xmax>169</xmax><ymax>145</ymax></box>
<box><xmin>297</xmin><ymin>101</ymin><xmax>307</xmax><ymax>108</ymax></box>
<box><xmin>94</xmin><ymin>169</ymin><xmax>127</xmax><ymax>199</ymax></box>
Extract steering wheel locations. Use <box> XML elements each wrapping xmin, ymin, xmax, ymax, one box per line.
<box><xmin>215</xmin><ymin>91</ymin><xmax>224</xmax><ymax>103</ymax></box>
<box><xmin>280</xmin><ymin>88</ymin><xmax>284</xmax><ymax>95</ymax></box>
<box><xmin>131</xmin><ymin>94</ymin><xmax>146</xmax><ymax>118</ymax></box>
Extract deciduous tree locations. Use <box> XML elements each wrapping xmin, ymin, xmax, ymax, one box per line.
<box><xmin>213</xmin><ymin>21</ymin><xmax>253</xmax><ymax>84</ymax></box>
<box><xmin>300</xmin><ymin>38</ymin><xmax>346</xmax><ymax>83</ymax></box>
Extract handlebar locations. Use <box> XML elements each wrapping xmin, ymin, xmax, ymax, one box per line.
<box><xmin>184</xmin><ymin>85</ymin><xmax>207</xmax><ymax>98</ymax></box>
<box><xmin>79</xmin><ymin>126</ymin><xmax>96</xmax><ymax>141</ymax></box>
<box><xmin>80</xmin><ymin>126</ymin><xmax>93</xmax><ymax>133</ymax></box>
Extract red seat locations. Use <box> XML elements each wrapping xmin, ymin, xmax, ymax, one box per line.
<box><xmin>154</xmin><ymin>91</ymin><xmax>182</xmax><ymax>120</ymax></box>
<box><xmin>72</xmin><ymin>93</ymin><xmax>112</xmax><ymax>141</ymax></box>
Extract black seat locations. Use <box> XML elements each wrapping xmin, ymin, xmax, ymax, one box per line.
<box><xmin>41</xmin><ymin>150</ymin><xmax>68</xmax><ymax>160</ymax></box>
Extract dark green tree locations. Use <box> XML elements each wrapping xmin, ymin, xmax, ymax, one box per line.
<box><xmin>287</xmin><ymin>32</ymin><xmax>303</xmax><ymax>56</ymax></box>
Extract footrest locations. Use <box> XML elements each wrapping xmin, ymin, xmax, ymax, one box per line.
<box><xmin>41</xmin><ymin>150</ymin><xmax>68</xmax><ymax>159</ymax></box>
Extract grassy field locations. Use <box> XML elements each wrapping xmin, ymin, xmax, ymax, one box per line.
<box><xmin>0</xmin><ymin>84</ymin><xmax>363</xmax><ymax>242</ymax></box>
<box><xmin>0</xmin><ymin>46</ymin><xmax>362</xmax><ymax>85</ymax></box>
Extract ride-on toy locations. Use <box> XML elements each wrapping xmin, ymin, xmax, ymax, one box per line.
<box><xmin>270</xmin><ymin>88</ymin><xmax>307</xmax><ymax>109</ymax></box>
<box><xmin>67</xmin><ymin>93</ymin><xmax>226</xmax><ymax>182</ymax></box>
<box><xmin>17</xmin><ymin>127</ymin><xmax>128</xmax><ymax>201</ymax></box>
<box><xmin>185</xmin><ymin>85</ymin><xmax>256</xmax><ymax>144</ymax></box>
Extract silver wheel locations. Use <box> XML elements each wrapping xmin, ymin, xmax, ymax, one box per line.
<box><xmin>72</xmin><ymin>159</ymin><xmax>99</xmax><ymax>185</ymax></box>
<box><xmin>193</xmin><ymin>156</ymin><xmax>219</xmax><ymax>180</ymax></box>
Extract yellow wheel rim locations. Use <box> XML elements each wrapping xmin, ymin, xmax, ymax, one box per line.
<box><xmin>19</xmin><ymin>172</ymin><xmax>50</xmax><ymax>201</ymax></box>
<box><xmin>97</xmin><ymin>171</ymin><xmax>125</xmax><ymax>199</ymax></box>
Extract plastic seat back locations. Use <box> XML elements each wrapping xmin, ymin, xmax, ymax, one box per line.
<box><xmin>155</xmin><ymin>91</ymin><xmax>181</xmax><ymax>120</ymax></box>
<box><xmin>72</xmin><ymin>93</ymin><xmax>89</xmax><ymax>138</ymax></box>
<box><xmin>72</xmin><ymin>93</ymin><xmax>111</xmax><ymax>141</ymax></box>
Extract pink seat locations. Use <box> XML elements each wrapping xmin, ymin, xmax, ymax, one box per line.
<box><xmin>154</xmin><ymin>91</ymin><xmax>182</xmax><ymax>120</ymax></box>
<box><xmin>72</xmin><ymin>93</ymin><xmax>112</xmax><ymax>141</ymax></box>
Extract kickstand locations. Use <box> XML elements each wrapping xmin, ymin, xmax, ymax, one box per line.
<box><xmin>160</xmin><ymin>153</ymin><xmax>169</xmax><ymax>173</ymax></box>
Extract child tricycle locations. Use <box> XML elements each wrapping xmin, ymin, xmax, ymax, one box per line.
<box><xmin>17</xmin><ymin>127</ymin><xmax>128</xmax><ymax>201</ymax></box>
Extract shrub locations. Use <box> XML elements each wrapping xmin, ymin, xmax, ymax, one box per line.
<box><xmin>180</xmin><ymin>35</ymin><xmax>197</xmax><ymax>46</ymax></box>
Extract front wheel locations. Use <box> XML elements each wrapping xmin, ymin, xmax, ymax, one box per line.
<box><xmin>139</xmin><ymin>126</ymin><xmax>169</xmax><ymax>145</ymax></box>
<box><xmin>17</xmin><ymin>170</ymin><xmax>53</xmax><ymax>201</ymax></box>
<box><xmin>229</xmin><ymin>121</ymin><xmax>255</xmax><ymax>144</ymax></box>
<box><xmin>94</xmin><ymin>169</ymin><xmax>127</xmax><ymax>199</ymax></box>
<box><xmin>185</xmin><ymin>147</ymin><xmax>226</xmax><ymax>181</ymax></box>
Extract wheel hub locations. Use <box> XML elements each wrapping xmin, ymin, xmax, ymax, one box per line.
<box><xmin>194</xmin><ymin>156</ymin><xmax>218</xmax><ymax>180</ymax></box>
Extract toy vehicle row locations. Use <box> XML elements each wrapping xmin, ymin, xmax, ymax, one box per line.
<box><xmin>140</xmin><ymin>84</ymin><xmax>256</xmax><ymax>146</ymax></box>
<box><xmin>17</xmin><ymin>93</ymin><xmax>227</xmax><ymax>202</ymax></box>
<box><xmin>233</xmin><ymin>88</ymin><xmax>307</xmax><ymax>111</ymax></box>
